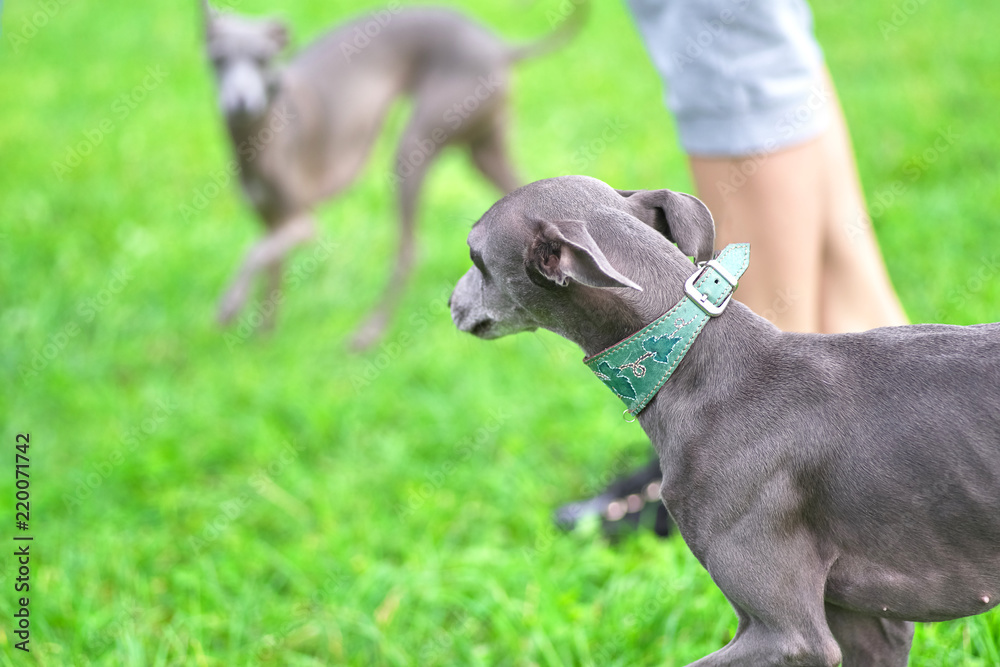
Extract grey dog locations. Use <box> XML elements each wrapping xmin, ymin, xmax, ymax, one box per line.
<box><xmin>450</xmin><ymin>175</ymin><xmax>1000</xmax><ymax>666</ymax></box>
<box><xmin>203</xmin><ymin>3</ymin><xmax>583</xmax><ymax>349</ymax></box>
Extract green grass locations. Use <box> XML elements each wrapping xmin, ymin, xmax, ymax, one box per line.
<box><xmin>2</xmin><ymin>0</ymin><xmax>1000</xmax><ymax>664</ymax></box>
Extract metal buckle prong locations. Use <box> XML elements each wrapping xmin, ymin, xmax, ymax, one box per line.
<box><xmin>684</xmin><ymin>259</ymin><xmax>738</xmax><ymax>317</ymax></box>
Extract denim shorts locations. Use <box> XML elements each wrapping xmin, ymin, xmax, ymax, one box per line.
<box><xmin>628</xmin><ymin>0</ymin><xmax>831</xmax><ymax>156</ymax></box>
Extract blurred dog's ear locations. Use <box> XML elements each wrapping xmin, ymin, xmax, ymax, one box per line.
<box><xmin>201</xmin><ymin>0</ymin><xmax>218</xmax><ymax>34</ymax></box>
<box><xmin>617</xmin><ymin>189</ymin><xmax>716</xmax><ymax>263</ymax></box>
<box><xmin>265</xmin><ymin>19</ymin><xmax>290</xmax><ymax>51</ymax></box>
<box><xmin>529</xmin><ymin>219</ymin><xmax>643</xmax><ymax>291</ymax></box>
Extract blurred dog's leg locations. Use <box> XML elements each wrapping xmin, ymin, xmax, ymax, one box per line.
<box><xmin>218</xmin><ymin>214</ymin><xmax>316</xmax><ymax>325</ymax></box>
<box><xmin>258</xmin><ymin>260</ymin><xmax>283</xmax><ymax>331</ymax></box>
<box><xmin>470</xmin><ymin>118</ymin><xmax>521</xmax><ymax>194</ymax></box>
<box><xmin>349</xmin><ymin>104</ymin><xmax>449</xmax><ymax>351</ymax></box>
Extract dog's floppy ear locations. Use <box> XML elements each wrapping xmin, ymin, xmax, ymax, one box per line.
<box><xmin>617</xmin><ymin>189</ymin><xmax>715</xmax><ymax>263</ymax></box>
<box><xmin>201</xmin><ymin>0</ymin><xmax>218</xmax><ymax>34</ymax></box>
<box><xmin>529</xmin><ymin>219</ymin><xmax>643</xmax><ymax>291</ymax></box>
<box><xmin>265</xmin><ymin>19</ymin><xmax>290</xmax><ymax>51</ymax></box>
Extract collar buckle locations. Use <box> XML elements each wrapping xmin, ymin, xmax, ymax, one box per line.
<box><xmin>583</xmin><ymin>243</ymin><xmax>750</xmax><ymax>417</ymax></box>
<box><xmin>683</xmin><ymin>259</ymin><xmax>739</xmax><ymax>317</ymax></box>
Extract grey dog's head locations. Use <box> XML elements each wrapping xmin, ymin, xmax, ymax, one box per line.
<box><xmin>450</xmin><ymin>175</ymin><xmax>717</xmax><ymax>352</ymax></box>
<box><xmin>204</xmin><ymin>5</ymin><xmax>289</xmax><ymax>122</ymax></box>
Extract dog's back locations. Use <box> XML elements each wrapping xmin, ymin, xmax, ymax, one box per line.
<box><xmin>275</xmin><ymin>9</ymin><xmax>513</xmax><ymax>206</ymax></box>
<box><xmin>295</xmin><ymin>8</ymin><xmax>509</xmax><ymax>78</ymax></box>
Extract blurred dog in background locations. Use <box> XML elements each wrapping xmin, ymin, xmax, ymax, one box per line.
<box><xmin>202</xmin><ymin>1</ymin><xmax>586</xmax><ymax>349</ymax></box>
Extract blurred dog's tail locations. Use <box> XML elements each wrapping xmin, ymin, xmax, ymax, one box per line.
<box><xmin>506</xmin><ymin>0</ymin><xmax>590</xmax><ymax>63</ymax></box>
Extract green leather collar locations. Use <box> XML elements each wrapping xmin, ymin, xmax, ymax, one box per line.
<box><xmin>583</xmin><ymin>243</ymin><xmax>750</xmax><ymax>417</ymax></box>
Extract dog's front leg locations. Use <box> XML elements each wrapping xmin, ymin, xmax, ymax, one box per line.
<box><xmin>683</xmin><ymin>524</ymin><xmax>842</xmax><ymax>666</ymax></box>
<box><xmin>824</xmin><ymin>603</ymin><xmax>913</xmax><ymax>667</ymax></box>
<box><xmin>218</xmin><ymin>214</ymin><xmax>316</xmax><ymax>325</ymax></box>
<box><xmin>258</xmin><ymin>260</ymin><xmax>282</xmax><ymax>331</ymax></box>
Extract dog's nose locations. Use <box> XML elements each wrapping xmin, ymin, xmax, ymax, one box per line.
<box><xmin>228</xmin><ymin>98</ymin><xmax>248</xmax><ymax>117</ymax></box>
<box><xmin>469</xmin><ymin>318</ymin><xmax>493</xmax><ymax>338</ymax></box>
<box><xmin>225</xmin><ymin>95</ymin><xmax>264</xmax><ymax>122</ymax></box>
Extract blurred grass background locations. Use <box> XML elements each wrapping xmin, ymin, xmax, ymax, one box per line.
<box><xmin>2</xmin><ymin>0</ymin><xmax>999</xmax><ymax>664</ymax></box>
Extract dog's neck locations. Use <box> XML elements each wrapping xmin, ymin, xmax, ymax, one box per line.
<box><xmin>224</xmin><ymin>69</ymin><xmax>291</xmax><ymax>162</ymax></box>
<box><xmin>571</xmin><ymin>252</ymin><xmax>711</xmax><ymax>359</ymax></box>
<box><xmin>561</xmin><ymin>240</ymin><xmax>779</xmax><ymax>433</ymax></box>
<box><xmin>226</xmin><ymin>104</ymin><xmax>277</xmax><ymax>161</ymax></box>
<box><xmin>579</xmin><ymin>244</ymin><xmax>755</xmax><ymax>415</ymax></box>
<box><xmin>637</xmin><ymin>296</ymin><xmax>779</xmax><ymax>439</ymax></box>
